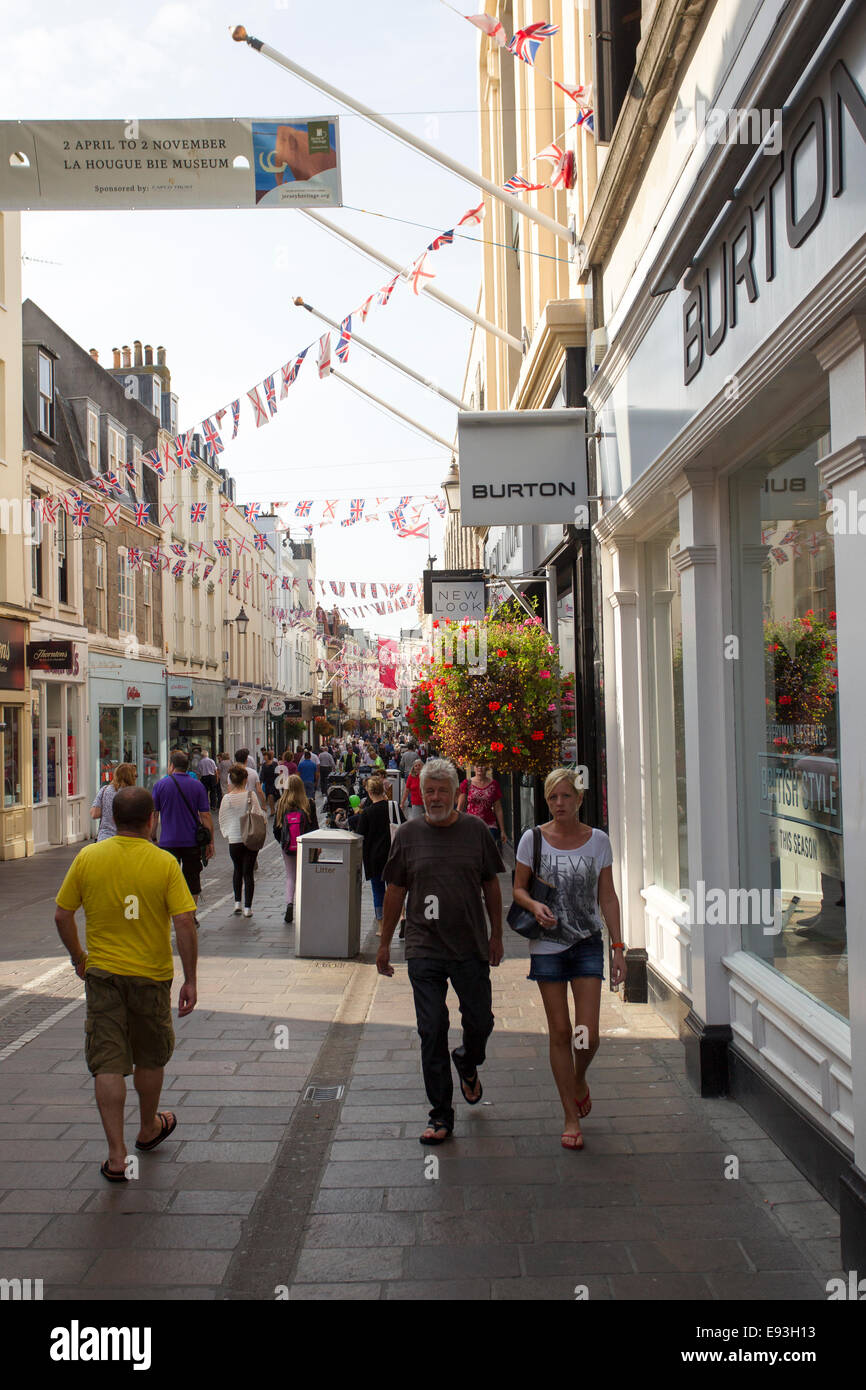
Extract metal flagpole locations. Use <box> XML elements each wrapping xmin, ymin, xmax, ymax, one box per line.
<box><xmin>301</xmin><ymin>210</ymin><xmax>523</xmax><ymax>354</ymax></box>
<box><xmin>231</xmin><ymin>25</ymin><xmax>574</xmax><ymax>246</ymax></box>
<box><xmin>294</xmin><ymin>297</ymin><xmax>470</xmax><ymax>411</ymax></box>
<box><xmin>330</xmin><ymin>369</ymin><xmax>455</xmax><ymax>451</ymax></box>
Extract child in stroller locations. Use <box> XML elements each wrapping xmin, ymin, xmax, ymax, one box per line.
<box><xmin>325</xmin><ymin>779</ymin><xmax>352</xmax><ymax>829</ymax></box>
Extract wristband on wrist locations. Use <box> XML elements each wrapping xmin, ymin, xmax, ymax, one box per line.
<box><xmin>610</xmin><ymin>942</ymin><xmax>626</xmax><ymax>951</ymax></box>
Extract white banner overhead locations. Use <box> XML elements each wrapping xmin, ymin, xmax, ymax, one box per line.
<box><xmin>0</xmin><ymin>117</ymin><xmax>342</xmax><ymax>210</ymax></box>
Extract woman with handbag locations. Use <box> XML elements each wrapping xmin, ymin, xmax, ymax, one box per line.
<box><xmin>218</xmin><ymin>764</ymin><xmax>266</xmax><ymax>918</ymax></box>
<box><xmin>512</xmin><ymin>768</ymin><xmax>625</xmax><ymax>1151</ymax></box>
<box><xmin>273</xmin><ymin>774</ymin><xmax>318</xmax><ymax>924</ymax></box>
<box><xmin>356</xmin><ymin>776</ymin><xmax>393</xmax><ymax>932</ymax></box>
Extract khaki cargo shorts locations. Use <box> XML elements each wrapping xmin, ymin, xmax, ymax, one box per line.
<box><xmin>84</xmin><ymin>967</ymin><xmax>174</xmax><ymax>1076</ymax></box>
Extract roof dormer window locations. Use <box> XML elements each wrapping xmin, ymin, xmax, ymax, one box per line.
<box><xmin>38</xmin><ymin>351</ymin><xmax>55</xmax><ymax>438</ymax></box>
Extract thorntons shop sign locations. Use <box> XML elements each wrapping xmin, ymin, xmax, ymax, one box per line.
<box><xmin>457</xmin><ymin>410</ymin><xmax>587</xmax><ymax>525</ymax></box>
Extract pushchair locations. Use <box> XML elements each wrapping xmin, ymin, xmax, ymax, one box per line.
<box><xmin>325</xmin><ymin>781</ymin><xmax>352</xmax><ymax>829</ymax></box>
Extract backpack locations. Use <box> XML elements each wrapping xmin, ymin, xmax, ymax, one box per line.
<box><xmin>280</xmin><ymin>809</ymin><xmax>307</xmax><ymax>854</ymax></box>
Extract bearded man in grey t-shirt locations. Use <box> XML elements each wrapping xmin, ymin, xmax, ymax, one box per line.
<box><xmin>377</xmin><ymin>758</ymin><xmax>504</xmax><ymax>1145</ymax></box>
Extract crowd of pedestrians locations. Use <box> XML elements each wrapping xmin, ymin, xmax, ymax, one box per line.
<box><xmin>56</xmin><ymin>726</ymin><xmax>625</xmax><ymax>1179</ymax></box>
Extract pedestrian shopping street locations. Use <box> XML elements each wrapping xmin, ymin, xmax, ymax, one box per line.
<box><xmin>0</xmin><ymin>833</ymin><xmax>841</xmax><ymax>1301</ymax></box>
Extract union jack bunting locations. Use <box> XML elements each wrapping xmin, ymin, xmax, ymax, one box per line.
<box><xmin>243</xmin><ymin>571</ymin><xmax>251</xmax><ymax>588</ymax></box>
<box><xmin>189</xmin><ymin>503</ymin><xmax>207</xmax><ymax>523</ymax></box>
<box><xmin>371</xmin><ymin>583</ymin><xmax>378</xmax><ymax>598</ymax></box>
<box><xmin>466</xmin><ymin>13</ymin><xmax>506</xmax><ymax>45</ymax></box>
<box><xmin>87</xmin><ymin>476</ymin><xmax>110</xmax><ymax>495</ymax></box>
<box><xmin>231</xmin><ymin>399</ymin><xmax>241</xmax><ymax>438</ymax></box>
<box><xmin>214</xmin><ymin>538</ymin><xmax>231</xmax><ymax>557</ymax></box>
<box><xmin>360</xmin><ymin>583</ymin><xmax>366</xmax><ymax>598</ymax></box>
<box><xmin>350</xmin><ymin>498</ymin><xmax>365</xmax><ymax>522</ymax></box>
<box><xmin>141</xmin><ymin>448</ymin><xmax>162</xmax><ymax>476</ymax></box>
<box><xmin>171</xmin><ymin>561</ymin><xmax>186</xmax><ymax>578</ymax></box>
<box><xmin>148</xmin><ymin>549</ymin><xmax>163</xmax><ymax>571</ymax></box>
<box><xmin>159</xmin><ymin>439</ymin><xmax>173</xmax><ymax>476</ymax></box>
<box><xmin>243</xmin><ymin>502</ymin><xmax>260</xmax><ymax>523</ymax></box>
<box><xmin>103</xmin><ymin>502</ymin><xmax>121</xmax><ymax>527</ymax></box>
<box><xmin>778</xmin><ymin>529</ymin><xmax>800</xmax><ymax>546</ymax></box>
<box><xmin>295</xmin><ymin>500</ymin><xmax>313</xmax><ymax>517</ymax></box>
<box><xmin>235</xmin><ymin>536</ymin><xmax>250</xmax><ymax>556</ymax></box>
<box><xmin>220</xmin><ymin>496</ymin><xmax>233</xmax><ymax>513</ymax></box>
<box><xmin>127</xmin><ymin>547</ymin><xmax>143</xmax><ymax>570</ymax></box>
<box><xmin>433</xmin><ymin>497</ymin><xmax>446</xmax><ymax>517</ymax></box>
<box><xmin>770</xmin><ymin>547</ymin><xmax>789</xmax><ymax>565</ymax></box>
<box><xmin>428</xmin><ymin>229</ymin><xmax>454</xmax><ymax>251</ymax></box>
<box><xmin>175</xmin><ymin>433</ymin><xmax>192</xmax><ymax>469</ymax></box>
<box><xmin>503</xmin><ymin>173</ymin><xmax>546</xmax><ymax>192</ymax></box>
<box><xmin>188</xmin><ymin>562</ymin><xmax>200</xmax><ymax>577</ymax></box>
<box><xmin>378</xmin><ymin>275</ymin><xmax>399</xmax><ymax>306</ymax></box>
<box><xmin>336</xmin><ymin>315</ymin><xmax>352</xmax><ymax>364</ymax></box>
<box><xmin>357</xmin><ymin>294</ymin><xmax>375</xmax><ymax>323</ymax></box>
<box><xmin>170</xmin><ymin>544</ymin><xmax>187</xmax><ymax>558</ymax></box>
<box><xmin>104</xmin><ymin>471</ymin><xmax>124</xmax><ymax>494</ymax></box>
<box><xmin>202</xmin><ymin>418</ymin><xmax>224</xmax><ymax>455</ymax></box>
<box><xmin>317</xmin><ymin>332</ymin><xmax>331</xmax><ymax>379</ymax></box>
<box><xmin>573</xmin><ymin>106</ymin><xmax>594</xmax><ymax>133</ymax></box>
<box><xmin>253</xmin><ymin>532</ymin><xmax>268</xmax><ymax>551</ymax></box>
<box><xmin>132</xmin><ymin>501</ymin><xmax>150</xmax><ymax>526</ymax></box>
<box><xmin>72</xmin><ymin>500</ymin><xmax>91</xmax><ymax>526</ymax></box>
<box><xmin>396</xmin><ymin>519</ymin><xmax>430</xmax><ymax>541</ymax></box>
<box><xmin>264</xmin><ymin>375</ymin><xmax>278</xmax><ymax>416</ymax></box>
<box><xmin>507</xmin><ymin>21</ymin><xmax>559</xmax><ymax>66</ymax></box>
<box><xmin>350</xmin><ymin>582</ymin><xmax>357</xmax><ymax>596</ymax></box>
<box><xmin>322</xmin><ymin>500</ymin><xmax>338</xmax><ymax>520</ymax></box>
<box><xmin>230</xmin><ymin>568</ymin><xmax>240</xmax><ymax>587</ymax></box>
<box><xmin>806</xmin><ymin>531</ymin><xmax>823</xmax><ymax>555</ymax></box>
<box><xmin>407</xmin><ymin>253</ymin><xmax>435</xmax><ymax>295</ymax></box>
<box><xmin>61</xmin><ymin>490</ymin><xmax>82</xmax><ymax>515</ymax></box>
<box><xmin>282</xmin><ymin>576</ymin><xmax>291</xmax><ymax>589</ymax></box>
<box><xmin>248</xmin><ymin>386</ymin><xmax>268</xmax><ymax>428</ymax></box>
<box><xmin>40</xmin><ymin>496</ymin><xmax>59</xmax><ymax>524</ymax></box>
<box><xmin>161</xmin><ymin>503</ymin><xmax>177</xmax><ymax>526</ymax></box>
<box><xmin>457</xmin><ymin>201</ymin><xmax>485</xmax><ymax>227</ymax></box>
<box><xmin>555</xmin><ymin>80</ymin><xmax>591</xmax><ymax>104</ymax></box>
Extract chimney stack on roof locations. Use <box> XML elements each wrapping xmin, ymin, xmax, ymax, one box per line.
<box><xmin>121</xmin><ymin>345</ymin><xmax>131</xmax><ymax>368</ymax></box>
<box><xmin>133</xmin><ymin>340</ymin><xmax>143</xmax><ymax>367</ymax></box>
<box><xmin>89</xmin><ymin>348</ymin><xmax>99</xmax><ymax>362</ymax></box>
<box><xmin>112</xmin><ymin>347</ymin><xmax>121</xmax><ymax>369</ymax></box>
<box><xmin>157</xmin><ymin>346</ymin><xmax>166</xmax><ymax>367</ymax></box>
<box><xmin>144</xmin><ymin>344</ymin><xmax>153</xmax><ymax>366</ymax></box>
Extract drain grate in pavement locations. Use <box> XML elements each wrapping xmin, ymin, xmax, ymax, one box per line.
<box><xmin>303</xmin><ymin>1084</ymin><xmax>344</xmax><ymax>1102</ymax></box>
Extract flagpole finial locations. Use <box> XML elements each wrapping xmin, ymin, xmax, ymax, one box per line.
<box><xmin>231</xmin><ymin>24</ymin><xmax>248</xmax><ymax>42</ymax></box>
<box><xmin>293</xmin><ymin>296</ymin><xmax>306</xmax><ymax>307</ymax></box>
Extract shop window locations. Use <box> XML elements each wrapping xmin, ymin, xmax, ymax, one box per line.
<box><xmin>2</xmin><ymin>706</ymin><xmax>21</xmax><ymax>806</ymax></box>
<box><xmin>557</xmin><ymin>585</ymin><xmax>578</xmax><ymax>765</ymax></box>
<box><xmin>123</xmin><ymin>706</ymin><xmax>138</xmax><ymax>767</ymax></box>
<box><xmin>143</xmin><ymin>564</ymin><xmax>153</xmax><ymax>645</ymax></box>
<box><xmin>66</xmin><ymin>686</ymin><xmax>78</xmax><ymax>797</ymax></box>
<box><xmin>646</xmin><ymin>528</ymin><xmax>689</xmax><ymax>894</ymax></box>
<box><xmin>30</xmin><ymin>491</ymin><xmax>44</xmax><ymax>597</ymax></box>
<box><xmin>32</xmin><ymin>695</ymin><xmax>42</xmax><ymax>804</ymax></box>
<box><xmin>731</xmin><ymin>403</ymin><xmax>847</xmax><ymax>1020</ymax></box>
<box><xmin>142</xmin><ymin>708</ymin><xmax>159</xmax><ymax>789</ymax></box>
<box><xmin>98</xmin><ymin>705</ymin><xmax>120</xmax><ymax>785</ymax></box>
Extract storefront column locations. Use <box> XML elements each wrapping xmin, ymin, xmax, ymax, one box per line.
<box><xmin>671</xmin><ymin>468</ymin><xmax>738</xmax><ymax>1096</ymax></box>
<box><xmin>604</xmin><ymin>537</ymin><xmax>648</xmax><ymax>1000</ymax></box>
<box><xmin>814</xmin><ymin>315</ymin><xmax>866</xmax><ymax>1269</ymax></box>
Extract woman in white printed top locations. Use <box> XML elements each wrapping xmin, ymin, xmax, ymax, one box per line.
<box><xmin>218</xmin><ymin>765</ymin><xmax>264</xmax><ymax>918</ymax></box>
<box><xmin>512</xmin><ymin>768</ymin><xmax>625</xmax><ymax>1152</ymax></box>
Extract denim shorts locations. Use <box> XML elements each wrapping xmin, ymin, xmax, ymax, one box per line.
<box><xmin>527</xmin><ymin>933</ymin><xmax>605</xmax><ymax>983</ymax></box>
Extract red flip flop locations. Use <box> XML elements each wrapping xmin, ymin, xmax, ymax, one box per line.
<box><xmin>575</xmin><ymin>1087</ymin><xmax>591</xmax><ymax>1119</ymax></box>
<box><xmin>135</xmin><ymin>1112</ymin><xmax>177</xmax><ymax>1152</ymax></box>
<box><xmin>561</xmin><ymin>1132</ymin><xmax>584</xmax><ymax>1150</ymax></box>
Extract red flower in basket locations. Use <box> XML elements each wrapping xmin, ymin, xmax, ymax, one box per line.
<box><xmin>531</xmin><ymin>731</ymin><xmax>544</xmax><ymax>741</ymax></box>
<box><xmin>490</xmin><ymin>742</ymin><xmax>504</xmax><ymax>752</ymax></box>
<box><xmin>496</xmin><ymin>649</ymin><xmax>507</xmax><ymax>658</ymax></box>
<box><xmin>488</xmin><ymin>701</ymin><xmax>501</xmax><ymax>711</ymax></box>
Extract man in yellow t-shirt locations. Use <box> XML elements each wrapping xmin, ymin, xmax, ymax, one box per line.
<box><xmin>55</xmin><ymin>786</ymin><xmax>198</xmax><ymax>1184</ymax></box>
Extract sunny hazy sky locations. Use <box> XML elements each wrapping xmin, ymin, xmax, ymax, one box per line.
<box><xmin>3</xmin><ymin>0</ymin><xmax>492</xmax><ymax>635</ymax></box>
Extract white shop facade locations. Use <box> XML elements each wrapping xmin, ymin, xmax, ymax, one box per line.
<box><xmin>587</xmin><ymin>6</ymin><xmax>866</xmax><ymax>1265</ymax></box>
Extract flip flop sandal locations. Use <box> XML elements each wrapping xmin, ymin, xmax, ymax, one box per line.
<box><xmin>419</xmin><ymin>1123</ymin><xmax>452</xmax><ymax>1146</ymax></box>
<box><xmin>575</xmin><ymin>1088</ymin><xmax>592</xmax><ymax>1119</ymax></box>
<box><xmin>135</xmin><ymin>1112</ymin><xmax>177</xmax><ymax>1152</ymax></box>
<box><xmin>100</xmin><ymin>1160</ymin><xmax>128</xmax><ymax>1182</ymax></box>
<box><xmin>561</xmin><ymin>1132</ymin><xmax>584</xmax><ymax>1150</ymax></box>
<box><xmin>451</xmin><ymin>1048</ymin><xmax>483</xmax><ymax>1105</ymax></box>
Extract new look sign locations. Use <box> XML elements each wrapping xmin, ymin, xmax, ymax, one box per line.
<box><xmin>457</xmin><ymin>410</ymin><xmax>588</xmax><ymax>525</ymax></box>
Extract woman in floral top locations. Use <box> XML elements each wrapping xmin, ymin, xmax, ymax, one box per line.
<box><xmin>457</xmin><ymin>764</ymin><xmax>508</xmax><ymax>846</ymax></box>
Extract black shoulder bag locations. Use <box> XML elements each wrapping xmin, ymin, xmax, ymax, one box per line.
<box><xmin>506</xmin><ymin>826</ymin><xmax>557</xmax><ymax>939</ymax></box>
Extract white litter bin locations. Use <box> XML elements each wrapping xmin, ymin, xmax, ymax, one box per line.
<box><xmin>295</xmin><ymin>828</ymin><xmax>363</xmax><ymax>959</ymax></box>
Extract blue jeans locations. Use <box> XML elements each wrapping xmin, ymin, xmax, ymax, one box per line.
<box><xmin>370</xmin><ymin>875</ymin><xmax>386</xmax><ymax>918</ymax></box>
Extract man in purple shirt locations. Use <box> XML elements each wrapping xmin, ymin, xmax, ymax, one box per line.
<box><xmin>151</xmin><ymin>750</ymin><xmax>214</xmax><ymax>913</ymax></box>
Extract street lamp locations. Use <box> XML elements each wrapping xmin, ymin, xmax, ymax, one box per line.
<box><xmin>441</xmin><ymin>458</ymin><xmax>460</xmax><ymax>514</ymax></box>
<box><xmin>236</xmin><ymin>606</ymin><xmax>250</xmax><ymax>637</ymax></box>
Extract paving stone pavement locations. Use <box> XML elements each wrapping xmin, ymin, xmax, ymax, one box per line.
<box><xmin>0</xmin><ymin>824</ymin><xmax>847</xmax><ymax>1302</ymax></box>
